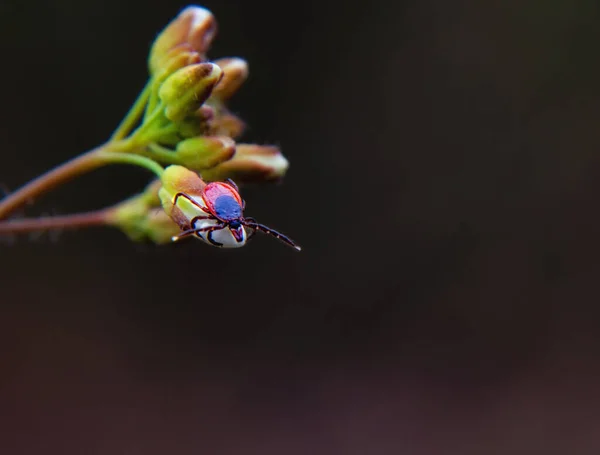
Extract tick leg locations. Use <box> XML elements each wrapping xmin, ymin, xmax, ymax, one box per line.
<box><xmin>225</xmin><ymin>179</ymin><xmax>239</xmax><ymax>192</ymax></box>
<box><xmin>172</xmin><ymin>222</ymin><xmax>220</xmax><ymax>243</ymax></box>
<box><xmin>171</xmin><ymin>228</ymin><xmax>198</xmax><ymax>242</ymax></box>
<box><xmin>173</xmin><ymin>192</ymin><xmax>211</xmax><ymax>215</ymax></box>
<box><xmin>194</xmin><ymin>224</ymin><xmax>225</xmax><ymax>247</ymax></box>
<box><xmin>224</xmin><ymin>179</ymin><xmax>245</xmax><ymax>210</ymax></box>
<box><xmin>243</xmin><ymin>217</ymin><xmax>256</xmax><ymax>239</ymax></box>
<box><xmin>243</xmin><ymin>222</ymin><xmax>301</xmax><ymax>251</ymax></box>
<box><xmin>207</xmin><ymin>230</ymin><xmax>223</xmax><ymax>247</ymax></box>
<box><xmin>190</xmin><ymin>214</ymin><xmax>215</xmax><ymax>229</ymax></box>
<box><xmin>243</xmin><ymin>218</ymin><xmax>257</xmax><ymax>240</ymax></box>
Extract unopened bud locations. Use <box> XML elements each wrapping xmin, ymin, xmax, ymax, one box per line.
<box><xmin>203</xmin><ymin>99</ymin><xmax>246</xmax><ymax>139</ymax></box>
<box><xmin>200</xmin><ymin>144</ymin><xmax>289</xmax><ymax>183</ymax></box>
<box><xmin>176</xmin><ymin>105</ymin><xmax>215</xmax><ymax>138</ymax></box>
<box><xmin>158</xmin><ymin>63</ymin><xmax>223</xmax><ymax>122</ymax></box>
<box><xmin>209</xmin><ymin>111</ymin><xmax>246</xmax><ymax>139</ymax></box>
<box><xmin>107</xmin><ymin>180</ymin><xmax>180</xmax><ymax>244</ymax></box>
<box><xmin>158</xmin><ymin>165</ymin><xmax>207</xmax><ymax>229</ymax></box>
<box><xmin>212</xmin><ymin>57</ymin><xmax>249</xmax><ymax>100</ymax></box>
<box><xmin>149</xmin><ymin>6</ymin><xmax>217</xmax><ymax>74</ymax></box>
<box><xmin>175</xmin><ymin>136</ymin><xmax>235</xmax><ymax>170</ymax></box>
<box><xmin>153</xmin><ymin>44</ymin><xmax>202</xmax><ymax>86</ymax></box>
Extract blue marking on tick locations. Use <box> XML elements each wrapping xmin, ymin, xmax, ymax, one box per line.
<box><xmin>214</xmin><ymin>195</ymin><xmax>242</xmax><ymax>220</ymax></box>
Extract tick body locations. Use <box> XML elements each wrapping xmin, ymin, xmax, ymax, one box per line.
<box><xmin>170</xmin><ymin>179</ymin><xmax>301</xmax><ymax>251</ymax></box>
<box><xmin>203</xmin><ymin>182</ymin><xmax>243</xmax><ymax>221</ymax></box>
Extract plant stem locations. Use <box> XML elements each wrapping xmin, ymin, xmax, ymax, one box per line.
<box><xmin>0</xmin><ymin>144</ymin><xmax>164</xmax><ymax>220</ymax></box>
<box><xmin>110</xmin><ymin>80</ymin><xmax>152</xmax><ymax>141</ymax></box>
<box><xmin>145</xmin><ymin>83</ymin><xmax>160</xmax><ymax>120</ymax></box>
<box><xmin>0</xmin><ymin>209</ymin><xmax>112</xmax><ymax>234</ymax></box>
<box><xmin>97</xmin><ymin>151</ymin><xmax>165</xmax><ymax>177</ymax></box>
<box><xmin>146</xmin><ymin>143</ymin><xmax>183</xmax><ymax>164</ymax></box>
<box><xmin>0</xmin><ymin>148</ymin><xmax>105</xmax><ymax>220</ymax></box>
<box><xmin>132</xmin><ymin>101</ymin><xmax>168</xmax><ymax>141</ymax></box>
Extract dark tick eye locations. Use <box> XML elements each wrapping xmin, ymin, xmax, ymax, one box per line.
<box><xmin>229</xmin><ymin>220</ymin><xmax>241</xmax><ymax>229</ymax></box>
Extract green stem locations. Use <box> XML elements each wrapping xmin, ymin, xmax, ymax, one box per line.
<box><xmin>145</xmin><ymin>83</ymin><xmax>160</xmax><ymax>121</ymax></box>
<box><xmin>96</xmin><ymin>151</ymin><xmax>164</xmax><ymax>177</ymax></box>
<box><xmin>110</xmin><ymin>80</ymin><xmax>152</xmax><ymax>141</ymax></box>
<box><xmin>0</xmin><ymin>143</ymin><xmax>163</xmax><ymax>220</ymax></box>
<box><xmin>133</xmin><ymin>101</ymin><xmax>167</xmax><ymax>138</ymax></box>
<box><xmin>142</xmin><ymin>125</ymin><xmax>179</xmax><ymax>144</ymax></box>
<box><xmin>145</xmin><ymin>143</ymin><xmax>183</xmax><ymax>164</ymax></box>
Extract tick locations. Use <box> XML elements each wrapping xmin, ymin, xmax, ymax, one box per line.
<box><xmin>170</xmin><ymin>179</ymin><xmax>301</xmax><ymax>251</ymax></box>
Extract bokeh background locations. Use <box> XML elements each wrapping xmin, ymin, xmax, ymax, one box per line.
<box><xmin>2</xmin><ymin>0</ymin><xmax>600</xmax><ymax>453</ymax></box>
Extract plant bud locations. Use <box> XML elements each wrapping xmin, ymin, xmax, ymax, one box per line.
<box><xmin>175</xmin><ymin>136</ymin><xmax>235</xmax><ymax>170</ymax></box>
<box><xmin>209</xmin><ymin>111</ymin><xmax>246</xmax><ymax>139</ymax></box>
<box><xmin>176</xmin><ymin>105</ymin><xmax>214</xmax><ymax>138</ymax></box>
<box><xmin>212</xmin><ymin>57</ymin><xmax>249</xmax><ymax>100</ymax></box>
<box><xmin>153</xmin><ymin>44</ymin><xmax>202</xmax><ymax>86</ymax></box>
<box><xmin>158</xmin><ymin>165</ymin><xmax>207</xmax><ymax>229</ymax></box>
<box><xmin>202</xmin><ymin>99</ymin><xmax>246</xmax><ymax>139</ymax></box>
<box><xmin>149</xmin><ymin>6</ymin><xmax>217</xmax><ymax>74</ymax></box>
<box><xmin>158</xmin><ymin>63</ymin><xmax>223</xmax><ymax>122</ymax></box>
<box><xmin>107</xmin><ymin>180</ymin><xmax>180</xmax><ymax>244</ymax></box>
<box><xmin>200</xmin><ymin>144</ymin><xmax>289</xmax><ymax>183</ymax></box>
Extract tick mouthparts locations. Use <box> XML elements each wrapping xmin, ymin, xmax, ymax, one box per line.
<box><xmin>231</xmin><ymin>226</ymin><xmax>244</xmax><ymax>242</ymax></box>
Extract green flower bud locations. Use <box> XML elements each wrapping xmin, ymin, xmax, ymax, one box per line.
<box><xmin>107</xmin><ymin>180</ymin><xmax>180</xmax><ymax>244</ymax></box>
<box><xmin>175</xmin><ymin>136</ymin><xmax>235</xmax><ymax>170</ymax></box>
<box><xmin>176</xmin><ymin>105</ymin><xmax>214</xmax><ymax>138</ymax></box>
<box><xmin>158</xmin><ymin>63</ymin><xmax>223</xmax><ymax>122</ymax></box>
<box><xmin>149</xmin><ymin>6</ymin><xmax>217</xmax><ymax>74</ymax></box>
<box><xmin>158</xmin><ymin>165</ymin><xmax>207</xmax><ymax>230</ymax></box>
<box><xmin>200</xmin><ymin>144</ymin><xmax>289</xmax><ymax>183</ymax></box>
<box><xmin>212</xmin><ymin>57</ymin><xmax>249</xmax><ymax>100</ymax></box>
<box><xmin>153</xmin><ymin>44</ymin><xmax>202</xmax><ymax>87</ymax></box>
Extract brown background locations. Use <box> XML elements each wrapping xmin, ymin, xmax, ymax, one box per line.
<box><xmin>1</xmin><ymin>0</ymin><xmax>600</xmax><ymax>453</ymax></box>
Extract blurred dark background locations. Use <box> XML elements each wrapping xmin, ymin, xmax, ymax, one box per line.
<box><xmin>2</xmin><ymin>0</ymin><xmax>600</xmax><ymax>453</ymax></box>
